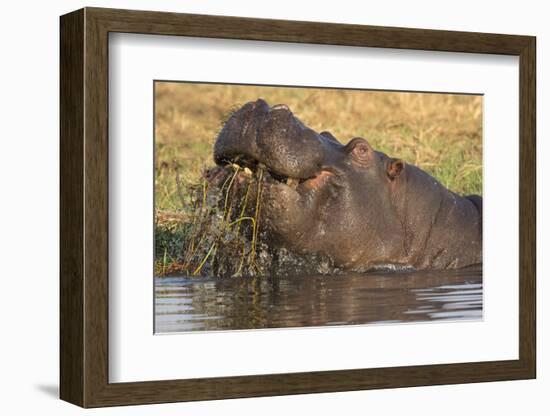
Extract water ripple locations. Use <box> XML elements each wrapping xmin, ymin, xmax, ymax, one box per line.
<box><xmin>155</xmin><ymin>269</ymin><xmax>482</xmax><ymax>333</ymax></box>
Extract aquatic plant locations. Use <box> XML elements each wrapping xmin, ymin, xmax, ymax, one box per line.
<box><xmin>154</xmin><ymin>163</ymin><xmax>341</xmax><ymax>278</ymax></box>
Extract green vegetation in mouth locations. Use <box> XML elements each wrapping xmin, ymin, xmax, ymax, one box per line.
<box><xmin>155</xmin><ymin>165</ymin><xmax>268</xmax><ymax>278</ymax></box>
<box><xmin>154</xmin><ymin>164</ymin><xmax>342</xmax><ymax>278</ymax></box>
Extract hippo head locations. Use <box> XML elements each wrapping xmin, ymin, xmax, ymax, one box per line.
<box><xmin>214</xmin><ymin>99</ymin><xmax>409</xmax><ymax>270</ymax></box>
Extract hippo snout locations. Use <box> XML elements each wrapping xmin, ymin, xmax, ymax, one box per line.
<box><xmin>214</xmin><ymin>99</ymin><xmax>325</xmax><ymax>179</ymax></box>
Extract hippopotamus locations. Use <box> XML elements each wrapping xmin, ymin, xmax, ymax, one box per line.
<box><xmin>213</xmin><ymin>98</ymin><xmax>482</xmax><ymax>272</ymax></box>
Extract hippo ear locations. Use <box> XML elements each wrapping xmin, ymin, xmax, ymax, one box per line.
<box><xmin>386</xmin><ymin>158</ymin><xmax>404</xmax><ymax>180</ymax></box>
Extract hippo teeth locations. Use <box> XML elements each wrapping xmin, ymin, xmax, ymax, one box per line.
<box><xmin>286</xmin><ymin>178</ymin><xmax>299</xmax><ymax>189</ymax></box>
<box><xmin>230</xmin><ymin>160</ymin><xmax>301</xmax><ymax>190</ymax></box>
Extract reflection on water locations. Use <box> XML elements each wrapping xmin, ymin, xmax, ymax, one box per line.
<box><xmin>155</xmin><ymin>269</ymin><xmax>482</xmax><ymax>333</ymax></box>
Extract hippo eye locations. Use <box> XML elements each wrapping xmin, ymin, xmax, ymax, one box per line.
<box><xmin>347</xmin><ymin>137</ymin><xmax>372</xmax><ymax>164</ymax></box>
<box><xmin>350</xmin><ymin>142</ymin><xmax>371</xmax><ymax>162</ymax></box>
<box><xmin>354</xmin><ymin>144</ymin><xmax>369</xmax><ymax>157</ymax></box>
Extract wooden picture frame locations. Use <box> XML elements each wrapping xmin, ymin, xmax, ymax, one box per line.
<box><xmin>60</xmin><ymin>7</ymin><xmax>536</xmax><ymax>408</ymax></box>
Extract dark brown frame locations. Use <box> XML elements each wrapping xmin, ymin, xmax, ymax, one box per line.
<box><xmin>60</xmin><ymin>7</ymin><xmax>536</xmax><ymax>408</ymax></box>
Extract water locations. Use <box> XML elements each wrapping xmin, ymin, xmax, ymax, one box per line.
<box><xmin>155</xmin><ymin>269</ymin><xmax>482</xmax><ymax>333</ymax></box>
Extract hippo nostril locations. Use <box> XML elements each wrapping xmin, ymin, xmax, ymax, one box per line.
<box><xmin>252</xmin><ymin>98</ymin><xmax>270</xmax><ymax>112</ymax></box>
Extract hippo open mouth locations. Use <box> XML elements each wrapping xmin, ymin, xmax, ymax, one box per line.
<box><xmin>214</xmin><ymin>98</ymin><xmax>340</xmax><ymax>196</ymax></box>
<box><xmin>229</xmin><ymin>160</ymin><xmax>336</xmax><ymax>194</ymax></box>
<box><xmin>212</xmin><ymin>98</ymin><xmax>482</xmax><ymax>273</ymax></box>
<box><xmin>247</xmin><ymin>165</ymin><xmax>337</xmax><ymax>196</ymax></box>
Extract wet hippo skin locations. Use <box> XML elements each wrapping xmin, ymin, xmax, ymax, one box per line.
<box><xmin>213</xmin><ymin>99</ymin><xmax>482</xmax><ymax>271</ymax></box>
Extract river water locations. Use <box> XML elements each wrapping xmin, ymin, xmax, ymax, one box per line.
<box><xmin>154</xmin><ymin>269</ymin><xmax>482</xmax><ymax>333</ymax></box>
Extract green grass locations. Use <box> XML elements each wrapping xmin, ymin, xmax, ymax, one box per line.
<box><xmin>154</xmin><ymin>82</ymin><xmax>483</xmax><ymax>275</ymax></box>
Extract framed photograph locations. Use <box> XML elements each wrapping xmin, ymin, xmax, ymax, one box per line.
<box><xmin>60</xmin><ymin>7</ymin><xmax>536</xmax><ymax>408</ymax></box>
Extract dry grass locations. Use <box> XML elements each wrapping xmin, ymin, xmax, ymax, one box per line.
<box><xmin>154</xmin><ymin>82</ymin><xmax>482</xmax><ymax>275</ymax></box>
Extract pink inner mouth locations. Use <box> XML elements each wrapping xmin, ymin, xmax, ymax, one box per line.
<box><xmin>301</xmin><ymin>170</ymin><xmax>334</xmax><ymax>191</ymax></box>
